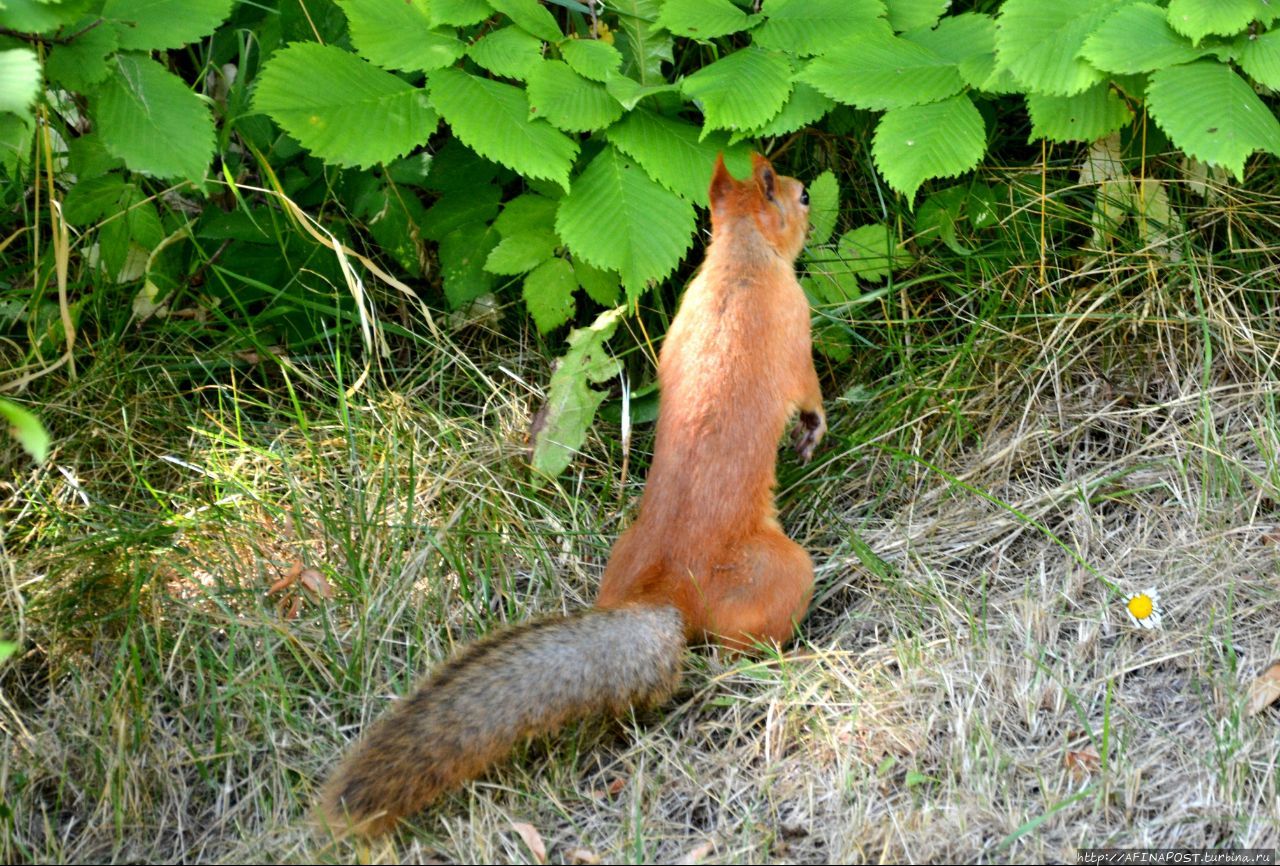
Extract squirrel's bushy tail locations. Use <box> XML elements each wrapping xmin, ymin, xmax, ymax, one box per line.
<box><xmin>319</xmin><ymin>605</ymin><xmax>686</xmax><ymax>836</ymax></box>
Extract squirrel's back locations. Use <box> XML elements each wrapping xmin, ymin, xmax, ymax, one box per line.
<box><xmin>320</xmin><ymin>605</ymin><xmax>685</xmax><ymax>835</ymax></box>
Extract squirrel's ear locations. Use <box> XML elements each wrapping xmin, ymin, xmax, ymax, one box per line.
<box><xmin>709</xmin><ymin>153</ymin><xmax>735</xmax><ymax>214</ymax></box>
<box><xmin>751</xmin><ymin>153</ymin><xmax>777</xmax><ymax>203</ymax></box>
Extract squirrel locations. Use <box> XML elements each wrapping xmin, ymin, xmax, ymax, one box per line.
<box><xmin>319</xmin><ymin>153</ymin><xmax>825</xmax><ymax>836</ymax></box>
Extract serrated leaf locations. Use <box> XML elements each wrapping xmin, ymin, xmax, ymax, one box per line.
<box><xmin>807</xmin><ymin>170</ymin><xmax>840</xmax><ymax>245</ymax></box>
<box><xmin>733</xmin><ymin>81</ymin><xmax>834</xmax><ymax>142</ymax></box>
<box><xmin>904</xmin><ymin>13</ymin><xmax>997</xmax><ymax>89</ymax></box>
<box><xmin>657</xmin><ymin>0</ymin><xmax>757</xmax><ymax>39</ymax></box>
<box><xmin>490</xmin><ymin>0</ymin><xmax>562</xmax><ymax>41</ymax></box>
<box><xmin>486</xmin><ymin>230</ymin><xmax>559</xmax><ymax>274</ymax></box>
<box><xmin>102</xmin><ymin>0</ymin><xmax>234</xmax><ymax>51</ymax></box>
<box><xmin>421</xmin><ymin>182</ymin><xmax>501</xmax><ymax>242</ymax></box>
<box><xmin>531</xmin><ymin>307</ymin><xmax>623</xmax><ymax>477</ymax></box>
<box><xmin>754</xmin><ymin>0</ymin><xmax>889</xmax><ymax>56</ymax></box>
<box><xmin>681</xmin><ymin>47</ymin><xmax>793</xmax><ymax>133</ymax></box>
<box><xmin>44</xmin><ymin>23</ymin><xmax>118</xmax><ymax>91</ymax></box>
<box><xmin>526</xmin><ymin>59</ymin><xmax>623</xmax><ymax>132</ymax></box>
<box><xmin>603</xmin><ymin>76</ymin><xmax>679</xmax><ymax>110</ymax></box>
<box><xmin>63</xmin><ymin>174</ymin><xmax>127</xmax><ymax>225</ymax></box>
<box><xmin>468</xmin><ymin>26</ymin><xmax>544</xmax><ymax>80</ymax></box>
<box><xmin>523</xmin><ymin>256</ymin><xmax>577</xmax><ymax>332</ymax></box>
<box><xmin>560</xmin><ymin>38</ymin><xmax>622</xmax><ymax>82</ymax></box>
<box><xmin>996</xmin><ymin>0</ymin><xmax>1125</xmax><ymax>97</ymax></box>
<box><xmin>1167</xmin><ymin>0</ymin><xmax>1261</xmax><ymax>42</ymax></box>
<box><xmin>430</xmin><ymin>68</ymin><xmax>578</xmax><ymax>190</ymax></box>
<box><xmin>614</xmin><ymin>0</ymin><xmax>674</xmax><ymax>85</ymax></box>
<box><xmin>255</xmin><ymin>43</ymin><xmax>436</xmax><ymax>170</ymax></box>
<box><xmin>1027</xmin><ymin>83</ymin><xmax>1134</xmax><ymax>143</ymax></box>
<box><xmin>0</xmin><ymin>397</ymin><xmax>50</xmax><ymax>464</ymax></box>
<box><xmin>1146</xmin><ymin>60</ymin><xmax>1280</xmax><ymax>178</ymax></box>
<box><xmin>837</xmin><ymin>223</ymin><xmax>909</xmax><ymax>282</ymax></box>
<box><xmin>606</xmin><ymin>109</ymin><xmax>752</xmax><ymax>205</ymax></box>
<box><xmin>0</xmin><ymin>49</ymin><xmax>40</xmax><ymax>121</ymax></box>
<box><xmin>0</xmin><ymin>0</ymin><xmax>94</xmax><ymax>34</ymax></box>
<box><xmin>1082</xmin><ymin>3</ymin><xmax>1209</xmax><ymax>73</ymax></box>
<box><xmin>1236</xmin><ymin>28</ymin><xmax>1280</xmax><ymax>88</ymax></box>
<box><xmin>92</xmin><ymin>54</ymin><xmax>214</xmax><ymax>181</ymax></box>
<box><xmin>574</xmin><ymin>258</ymin><xmax>620</xmax><ymax>306</ymax></box>
<box><xmin>340</xmin><ymin>0</ymin><xmax>465</xmax><ymax>73</ymax></box>
<box><xmin>556</xmin><ymin>145</ymin><xmax>696</xmax><ymax>298</ymax></box>
<box><xmin>494</xmin><ymin>194</ymin><xmax>560</xmax><ymax>237</ymax></box>
<box><xmin>430</xmin><ymin>0</ymin><xmax>492</xmax><ymax>26</ymax></box>
<box><xmin>872</xmin><ymin>94</ymin><xmax>986</xmax><ymax>201</ymax></box>
<box><xmin>440</xmin><ymin>223</ymin><xmax>499</xmax><ymax>308</ymax></box>
<box><xmin>886</xmin><ymin>0</ymin><xmax>948</xmax><ymax>32</ymax></box>
<box><xmin>799</xmin><ymin>29</ymin><xmax>963</xmax><ymax>110</ymax></box>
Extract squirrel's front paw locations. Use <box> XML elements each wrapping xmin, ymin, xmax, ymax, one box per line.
<box><xmin>791</xmin><ymin>410</ymin><xmax>826</xmax><ymax>464</ymax></box>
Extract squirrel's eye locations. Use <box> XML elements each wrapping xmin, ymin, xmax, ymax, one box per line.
<box><xmin>799</xmin><ymin>189</ymin><xmax>809</xmax><ymax>206</ymax></box>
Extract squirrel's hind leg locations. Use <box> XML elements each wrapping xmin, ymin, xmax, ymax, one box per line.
<box><xmin>705</xmin><ymin>530</ymin><xmax>814</xmax><ymax>651</ymax></box>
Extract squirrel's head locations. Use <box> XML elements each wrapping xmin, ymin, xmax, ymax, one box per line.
<box><xmin>708</xmin><ymin>153</ymin><xmax>810</xmax><ymax>261</ymax></box>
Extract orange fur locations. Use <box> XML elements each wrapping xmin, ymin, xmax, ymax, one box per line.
<box><xmin>597</xmin><ymin>153</ymin><xmax>824</xmax><ymax>648</ymax></box>
<box><xmin>319</xmin><ymin>153</ymin><xmax>824</xmax><ymax>835</ymax></box>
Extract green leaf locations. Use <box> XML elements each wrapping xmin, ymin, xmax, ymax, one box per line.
<box><xmin>753</xmin><ymin>0</ymin><xmax>888</xmax><ymax>56</ymax></box>
<box><xmin>614</xmin><ymin>0</ymin><xmax>674</xmax><ymax>85</ymax></box>
<box><xmin>531</xmin><ymin>306</ymin><xmax>623</xmax><ymax>477</ymax></box>
<box><xmin>526</xmin><ymin>59</ymin><xmax>623</xmax><ymax>132</ymax></box>
<box><xmin>903</xmin><ymin>12</ymin><xmax>997</xmax><ymax>88</ymax></box>
<box><xmin>489</xmin><ymin>0</ymin><xmax>562</xmax><ymax>41</ymax></box>
<box><xmin>255</xmin><ymin>43</ymin><xmax>436</xmax><ymax>170</ymax></box>
<box><xmin>429</xmin><ymin>0</ymin><xmax>492</xmax><ymax>27</ymax></box>
<box><xmin>807</xmin><ymin>170</ymin><xmax>840</xmax><ymax>245</ymax></box>
<box><xmin>1082</xmin><ymin>3</ymin><xmax>1209</xmax><ymax>73</ymax></box>
<box><xmin>872</xmin><ymin>94</ymin><xmax>986</xmax><ymax>201</ymax></box>
<box><xmin>556</xmin><ymin>145</ymin><xmax>696</xmax><ymax>298</ymax></box>
<box><xmin>604</xmin><ymin>76</ymin><xmax>679</xmax><ymax>110</ymax></box>
<box><xmin>63</xmin><ymin>174</ymin><xmax>127</xmax><ymax>225</ymax></box>
<box><xmin>656</xmin><ymin>0</ymin><xmax>757</xmax><ymax>39</ymax></box>
<box><xmin>798</xmin><ymin>29</ymin><xmax>963</xmax><ymax>110</ymax></box>
<box><xmin>494</xmin><ymin>194</ymin><xmax>561</xmax><ymax>237</ymax></box>
<box><xmin>1236</xmin><ymin>28</ymin><xmax>1280</xmax><ymax>88</ymax></box>
<box><xmin>1027</xmin><ymin>83</ymin><xmax>1134</xmax><ymax>143</ymax></box>
<box><xmin>467</xmin><ymin>26</ymin><xmax>544</xmax><ymax>80</ymax></box>
<box><xmin>340</xmin><ymin>0</ymin><xmax>465</xmax><ymax>73</ymax></box>
<box><xmin>885</xmin><ymin>0</ymin><xmax>948</xmax><ymax>32</ymax></box>
<box><xmin>1146</xmin><ymin>60</ymin><xmax>1280</xmax><ymax>178</ymax></box>
<box><xmin>681</xmin><ymin>47</ymin><xmax>793</xmax><ymax>133</ymax></box>
<box><xmin>1167</xmin><ymin>0</ymin><xmax>1261</xmax><ymax>42</ymax></box>
<box><xmin>102</xmin><ymin>0</ymin><xmax>234</xmax><ymax>51</ymax></box>
<box><xmin>606</xmin><ymin>109</ymin><xmax>752</xmax><ymax>205</ymax></box>
<box><xmin>732</xmin><ymin>81</ymin><xmax>834</xmax><ymax>142</ymax></box>
<box><xmin>440</xmin><ymin>223</ymin><xmax>499</xmax><ymax>308</ymax></box>
<box><xmin>420</xmin><ymin>182</ymin><xmax>501</xmax><ymax>242</ymax></box>
<box><xmin>0</xmin><ymin>0</ymin><xmax>94</xmax><ymax>34</ymax></box>
<box><xmin>92</xmin><ymin>54</ymin><xmax>214</xmax><ymax>181</ymax></box>
<box><xmin>0</xmin><ymin>114</ymin><xmax>34</xmax><ymax>175</ymax></box>
<box><xmin>429</xmin><ymin>68</ymin><xmax>578</xmax><ymax>190</ymax></box>
<box><xmin>523</xmin><ymin>257</ymin><xmax>578</xmax><ymax>332</ymax></box>
<box><xmin>836</xmin><ymin>223</ymin><xmax>909</xmax><ymax>282</ymax></box>
<box><xmin>574</xmin><ymin>258</ymin><xmax>621</xmax><ymax>306</ymax></box>
<box><xmin>0</xmin><ymin>49</ymin><xmax>40</xmax><ymax>121</ymax></box>
<box><xmin>0</xmin><ymin>641</ymin><xmax>16</xmax><ymax>665</ymax></box>
<box><xmin>44</xmin><ymin>23</ymin><xmax>119</xmax><ymax>91</ymax></box>
<box><xmin>0</xmin><ymin>397</ymin><xmax>50</xmax><ymax>464</ymax></box>
<box><xmin>485</xmin><ymin>230</ymin><xmax>559</xmax><ymax>274</ymax></box>
<box><xmin>560</xmin><ymin>38</ymin><xmax>623</xmax><ymax>82</ymax></box>
<box><xmin>995</xmin><ymin>0</ymin><xmax>1124</xmax><ymax>97</ymax></box>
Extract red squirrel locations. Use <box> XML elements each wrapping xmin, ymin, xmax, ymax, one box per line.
<box><xmin>319</xmin><ymin>153</ymin><xmax>825</xmax><ymax>835</ymax></box>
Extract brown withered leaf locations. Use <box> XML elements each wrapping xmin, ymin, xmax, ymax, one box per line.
<box><xmin>1261</xmin><ymin>527</ymin><xmax>1280</xmax><ymax>546</ymax></box>
<box><xmin>298</xmin><ymin>568</ymin><xmax>334</xmax><ymax>599</ymax></box>
<box><xmin>1246</xmin><ymin>661</ymin><xmax>1280</xmax><ymax>716</ymax></box>
<box><xmin>676</xmin><ymin>840</ymin><xmax>715</xmax><ymax>865</ymax></box>
<box><xmin>267</xmin><ymin>561</ymin><xmax>303</xmax><ymax>596</ymax></box>
<box><xmin>566</xmin><ymin>848</ymin><xmax>601</xmax><ymax>865</ymax></box>
<box><xmin>510</xmin><ymin>821</ymin><xmax>547</xmax><ymax>865</ymax></box>
<box><xmin>1064</xmin><ymin>746</ymin><xmax>1101</xmax><ymax>780</ymax></box>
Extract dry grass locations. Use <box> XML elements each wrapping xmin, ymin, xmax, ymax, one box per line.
<box><xmin>5</xmin><ymin>187</ymin><xmax>1280</xmax><ymax>863</ymax></box>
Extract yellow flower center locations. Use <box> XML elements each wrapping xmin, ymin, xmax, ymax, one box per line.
<box><xmin>1127</xmin><ymin>594</ymin><xmax>1154</xmax><ymax>619</ymax></box>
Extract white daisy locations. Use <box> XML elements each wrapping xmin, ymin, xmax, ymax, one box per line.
<box><xmin>1123</xmin><ymin>588</ymin><xmax>1163</xmax><ymax>629</ymax></box>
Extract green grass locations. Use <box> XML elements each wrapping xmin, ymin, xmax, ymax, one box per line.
<box><xmin>5</xmin><ymin>151</ymin><xmax>1280</xmax><ymax>862</ymax></box>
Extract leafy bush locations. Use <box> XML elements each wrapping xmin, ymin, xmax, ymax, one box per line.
<box><xmin>3</xmin><ymin>0</ymin><xmax>1279</xmax><ymax>472</ymax></box>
